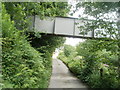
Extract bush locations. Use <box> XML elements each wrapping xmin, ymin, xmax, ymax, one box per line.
<box><xmin>68</xmin><ymin>59</ymin><xmax>85</xmax><ymax>75</ymax></box>
<box><xmin>58</xmin><ymin>40</ymin><xmax>119</xmax><ymax>88</ymax></box>
<box><xmin>64</xmin><ymin>45</ymin><xmax>76</xmax><ymax>58</ymax></box>
<box><xmin>2</xmin><ymin>4</ymin><xmax>50</xmax><ymax>88</ymax></box>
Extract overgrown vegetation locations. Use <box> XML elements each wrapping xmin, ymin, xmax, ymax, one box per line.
<box><xmin>58</xmin><ymin>2</ymin><xmax>120</xmax><ymax>88</ymax></box>
<box><xmin>1</xmin><ymin>1</ymin><xmax>120</xmax><ymax>88</ymax></box>
<box><xmin>2</xmin><ymin>2</ymin><xmax>69</xmax><ymax>88</ymax></box>
<box><xmin>58</xmin><ymin>40</ymin><xmax>119</xmax><ymax>88</ymax></box>
<box><xmin>2</xmin><ymin>4</ymin><xmax>48</xmax><ymax>88</ymax></box>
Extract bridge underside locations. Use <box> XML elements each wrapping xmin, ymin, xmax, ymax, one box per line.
<box><xmin>28</xmin><ymin>15</ymin><xmax>115</xmax><ymax>40</ymax></box>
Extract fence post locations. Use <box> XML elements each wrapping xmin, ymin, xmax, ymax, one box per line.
<box><xmin>100</xmin><ymin>68</ymin><xmax>103</xmax><ymax>79</ymax></box>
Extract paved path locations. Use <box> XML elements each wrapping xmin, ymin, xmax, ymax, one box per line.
<box><xmin>48</xmin><ymin>59</ymin><xmax>88</xmax><ymax>88</ymax></box>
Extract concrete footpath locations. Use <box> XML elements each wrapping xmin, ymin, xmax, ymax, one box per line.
<box><xmin>48</xmin><ymin>59</ymin><xmax>88</xmax><ymax>88</ymax></box>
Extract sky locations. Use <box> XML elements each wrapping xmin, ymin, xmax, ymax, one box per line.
<box><xmin>65</xmin><ymin>37</ymin><xmax>85</xmax><ymax>46</ymax></box>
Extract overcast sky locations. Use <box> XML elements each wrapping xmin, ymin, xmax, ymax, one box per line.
<box><xmin>65</xmin><ymin>37</ymin><xmax>85</xmax><ymax>46</ymax></box>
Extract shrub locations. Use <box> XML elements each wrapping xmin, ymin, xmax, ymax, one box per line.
<box><xmin>58</xmin><ymin>40</ymin><xmax>119</xmax><ymax>88</ymax></box>
<box><xmin>2</xmin><ymin>4</ymin><xmax>49</xmax><ymax>88</ymax></box>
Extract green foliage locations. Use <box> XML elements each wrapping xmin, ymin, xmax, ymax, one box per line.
<box><xmin>58</xmin><ymin>52</ymin><xmax>70</xmax><ymax>65</ymax></box>
<box><xmin>28</xmin><ymin>33</ymin><xmax>66</xmax><ymax>68</ymax></box>
<box><xmin>75</xmin><ymin>2</ymin><xmax>119</xmax><ymax>40</ymax></box>
<box><xmin>2</xmin><ymin>2</ymin><xmax>69</xmax><ymax>88</ymax></box>
<box><xmin>4</xmin><ymin>2</ymin><xmax>70</xmax><ymax>30</ymax></box>
<box><xmin>76</xmin><ymin>2</ymin><xmax>119</xmax><ymax>16</ymax></box>
<box><xmin>2</xmin><ymin>4</ymin><xmax>50</xmax><ymax>88</ymax></box>
<box><xmin>64</xmin><ymin>45</ymin><xmax>76</xmax><ymax>57</ymax></box>
<box><xmin>75</xmin><ymin>2</ymin><xmax>120</xmax><ymax>80</ymax></box>
<box><xmin>58</xmin><ymin>39</ymin><xmax>119</xmax><ymax>88</ymax></box>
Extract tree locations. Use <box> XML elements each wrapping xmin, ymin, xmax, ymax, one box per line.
<box><xmin>75</xmin><ymin>1</ymin><xmax>120</xmax><ymax>80</ymax></box>
<box><xmin>75</xmin><ymin>2</ymin><xmax>119</xmax><ymax>39</ymax></box>
<box><xmin>4</xmin><ymin>2</ymin><xmax>70</xmax><ymax>30</ymax></box>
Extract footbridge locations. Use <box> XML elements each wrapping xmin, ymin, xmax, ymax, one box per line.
<box><xmin>28</xmin><ymin>15</ymin><xmax>117</xmax><ymax>40</ymax></box>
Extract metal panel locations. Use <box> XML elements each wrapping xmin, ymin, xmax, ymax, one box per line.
<box><xmin>54</xmin><ymin>17</ymin><xmax>74</xmax><ymax>35</ymax></box>
<box><xmin>75</xmin><ymin>19</ymin><xmax>93</xmax><ymax>37</ymax></box>
<box><xmin>85</xmin><ymin>31</ymin><xmax>93</xmax><ymax>37</ymax></box>
<box><xmin>27</xmin><ymin>16</ymin><xmax>35</xmax><ymax>31</ymax></box>
<box><xmin>35</xmin><ymin>16</ymin><xmax>55</xmax><ymax>33</ymax></box>
<box><xmin>74</xmin><ymin>19</ymin><xmax>84</xmax><ymax>36</ymax></box>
